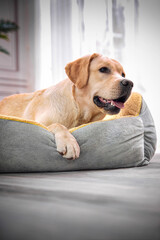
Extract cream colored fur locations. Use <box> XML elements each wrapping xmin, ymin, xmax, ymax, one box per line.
<box><xmin>0</xmin><ymin>53</ymin><xmax>131</xmax><ymax>159</ymax></box>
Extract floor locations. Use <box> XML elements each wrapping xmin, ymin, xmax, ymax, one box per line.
<box><xmin>0</xmin><ymin>154</ymin><xmax>160</xmax><ymax>240</ymax></box>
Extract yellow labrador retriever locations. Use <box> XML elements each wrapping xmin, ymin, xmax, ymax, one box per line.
<box><xmin>0</xmin><ymin>53</ymin><xmax>133</xmax><ymax>159</ymax></box>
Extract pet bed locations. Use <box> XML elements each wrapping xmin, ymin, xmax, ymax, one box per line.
<box><xmin>0</xmin><ymin>92</ymin><xmax>157</xmax><ymax>172</ymax></box>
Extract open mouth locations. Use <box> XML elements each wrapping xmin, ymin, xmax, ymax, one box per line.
<box><xmin>93</xmin><ymin>94</ymin><xmax>129</xmax><ymax>114</ymax></box>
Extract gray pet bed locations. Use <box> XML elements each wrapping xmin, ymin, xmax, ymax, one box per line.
<box><xmin>0</xmin><ymin>93</ymin><xmax>157</xmax><ymax>172</ymax></box>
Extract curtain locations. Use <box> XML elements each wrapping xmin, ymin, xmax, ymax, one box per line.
<box><xmin>50</xmin><ymin>0</ymin><xmax>138</xmax><ymax>83</ymax></box>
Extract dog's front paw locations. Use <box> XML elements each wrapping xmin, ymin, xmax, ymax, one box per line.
<box><xmin>55</xmin><ymin>132</ymin><xmax>80</xmax><ymax>160</ymax></box>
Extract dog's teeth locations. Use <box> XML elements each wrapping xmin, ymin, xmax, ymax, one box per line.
<box><xmin>99</xmin><ymin>97</ymin><xmax>107</xmax><ymax>104</ymax></box>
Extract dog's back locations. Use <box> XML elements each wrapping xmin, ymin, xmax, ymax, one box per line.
<box><xmin>0</xmin><ymin>92</ymin><xmax>35</xmax><ymax>117</ymax></box>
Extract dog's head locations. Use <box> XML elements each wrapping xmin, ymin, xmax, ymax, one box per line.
<box><xmin>65</xmin><ymin>53</ymin><xmax>133</xmax><ymax>115</ymax></box>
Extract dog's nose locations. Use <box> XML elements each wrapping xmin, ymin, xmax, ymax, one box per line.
<box><xmin>120</xmin><ymin>79</ymin><xmax>134</xmax><ymax>88</ymax></box>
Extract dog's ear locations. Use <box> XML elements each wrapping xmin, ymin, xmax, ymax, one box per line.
<box><xmin>65</xmin><ymin>53</ymin><xmax>99</xmax><ymax>89</ymax></box>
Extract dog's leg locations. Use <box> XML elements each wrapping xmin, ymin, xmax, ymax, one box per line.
<box><xmin>48</xmin><ymin>123</ymin><xmax>80</xmax><ymax>160</ymax></box>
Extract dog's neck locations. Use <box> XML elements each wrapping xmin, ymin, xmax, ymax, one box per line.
<box><xmin>47</xmin><ymin>79</ymin><xmax>105</xmax><ymax>128</ymax></box>
<box><xmin>72</xmin><ymin>84</ymin><xmax>105</xmax><ymax>125</ymax></box>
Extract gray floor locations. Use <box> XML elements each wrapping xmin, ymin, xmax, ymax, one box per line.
<box><xmin>0</xmin><ymin>154</ymin><xmax>160</xmax><ymax>240</ymax></box>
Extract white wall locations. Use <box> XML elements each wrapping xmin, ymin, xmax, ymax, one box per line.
<box><xmin>34</xmin><ymin>0</ymin><xmax>52</xmax><ymax>90</ymax></box>
<box><xmin>136</xmin><ymin>0</ymin><xmax>160</xmax><ymax>151</ymax></box>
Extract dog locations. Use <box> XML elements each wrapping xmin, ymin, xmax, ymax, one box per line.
<box><xmin>0</xmin><ymin>53</ymin><xmax>133</xmax><ymax>159</ymax></box>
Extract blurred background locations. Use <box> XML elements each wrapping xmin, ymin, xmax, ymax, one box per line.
<box><xmin>0</xmin><ymin>0</ymin><xmax>160</xmax><ymax>151</ymax></box>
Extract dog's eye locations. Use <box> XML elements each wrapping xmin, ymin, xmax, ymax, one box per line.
<box><xmin>99</xmin><ymin>67</ymin><xmax>111</xmax><ymax>73</ymax></box>
<box><xmin>122</xmin><ymin>72</ymin><xmax>125</xmax><ymax>77</ymax></box>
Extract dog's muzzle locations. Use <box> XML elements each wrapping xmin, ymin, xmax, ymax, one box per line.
<box><xmin>93</xmin><ymin>79</ymin><xmax>133</xmax><ymax>115</ymax></box>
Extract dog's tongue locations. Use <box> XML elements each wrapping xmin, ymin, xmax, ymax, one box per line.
<box><xmin>111</xmin><ymin>100</ymin><xmax>124</xmax><ymax>109</ymax></box>
<box><xmin>99</xmin><ymin>97</ymin><xmax>124</xmax><ymax>109</ymax></box>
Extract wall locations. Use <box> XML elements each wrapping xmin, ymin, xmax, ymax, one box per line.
<box><xmin>136</xmin><ymin>0</ymin><xmax>160</xmax><ymax>151</ymax></box>
<box><xmin>0</xmin><ymin>0</ymin><xmax>35</xmax><ymax>99</ymax></box>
